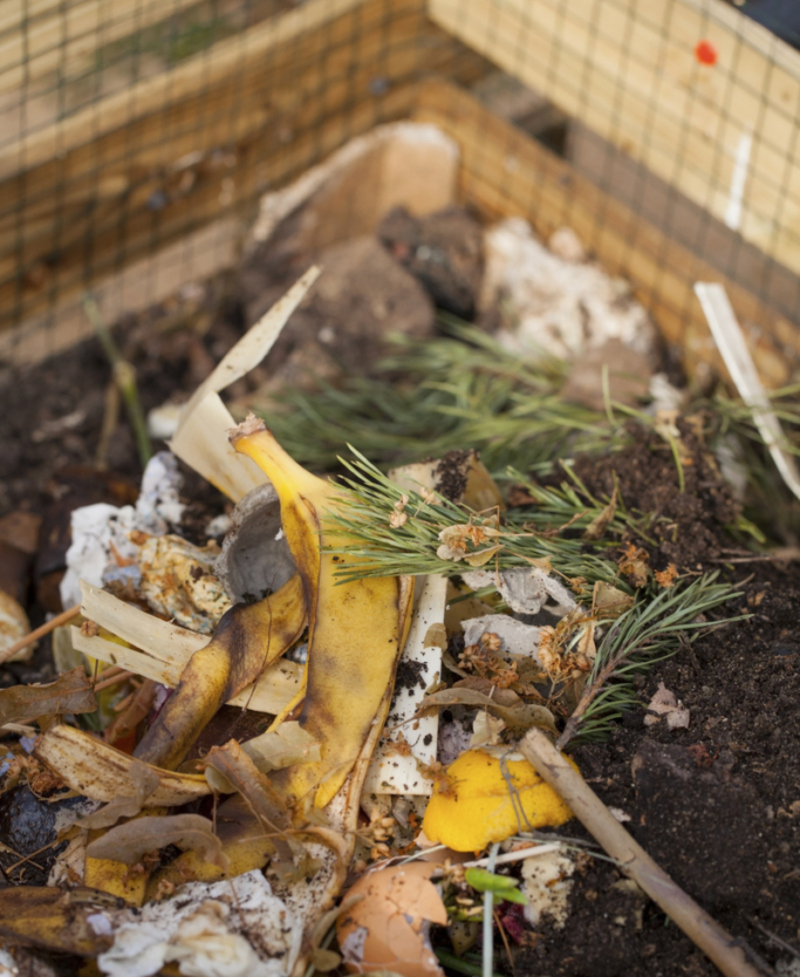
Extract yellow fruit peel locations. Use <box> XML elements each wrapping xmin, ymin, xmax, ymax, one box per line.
<box><xmin>421</xmin><ymin>748</ymin><xmax>575</xmax><ymax>852</ymax></box>
<box><xmin>231</xmin><ymin>416</ymin><xmax>414</xmax><ymax>812</ymax></box>
<box><xmin>133</xmin><ymin>573</ymin><xmax>307</xmax><ymax>770</ymax></box>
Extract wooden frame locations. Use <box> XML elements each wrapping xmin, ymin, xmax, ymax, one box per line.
<box><xmin>413</xmin><ymin>80</ymin><xmax>796</xmax><ymax>387</ymax></box>
<box><xmin>0</xmin><ymin>0</ymin><xmax>797</xmax><ymax>386</ymax></box>
<box><xmin>0</xmin><ymin>0</ymin><xmax>487</xmax><ymax>335</ymax></box>
<box><xmin>429</xmin><ymin>0</ymin><xmax>800</xmax><ymax>281</ymax></box>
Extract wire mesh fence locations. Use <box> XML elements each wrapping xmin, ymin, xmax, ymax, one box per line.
<box><xmin>0</xmin><ymin>0</ymin><xmax>799</xmax><ymax>382</ymax></box>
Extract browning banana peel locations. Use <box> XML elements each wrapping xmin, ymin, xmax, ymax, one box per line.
<box><xmin>85</xmin><ymin>830</ymin><xmax>150</xmax><ymax>906</ymax></box>
<box><xmin>134</xmin><ymin>573</ymin><xmax>307</xmax><ymax>770</ymax></box>
<box><xmin>230</xmin><ymin>415</ymin><xmax>414</xmax><ymax>811</ymax></box>
<box><xmin>145</xmin><ymin>794</ymin><xmax>275</xmax><ymax>894</ymax></box>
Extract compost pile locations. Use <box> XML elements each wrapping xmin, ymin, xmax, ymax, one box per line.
<box><xmin>0</xmin><ymin>126</ymin><xmax>799</xmax><ymax>977</ymax></box>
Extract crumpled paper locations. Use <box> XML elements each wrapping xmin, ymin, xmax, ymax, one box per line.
<box><xmin>60</xmin><ymin>452</ymin><xmax>185</xmax><ymax>609</ymax></box>
<box><xmin>462</xmin><ymin>567</ymin><xmax>577</xmax><ymax>617</ymax></box>
<box><xmin>462</xmin><ymin>614</ymin><xmax>541</xmax><ymax>660</ymax></box>
<box><xmin>97</xmin><ymin>871</ymin><xmax>301</xmax><ymax>977</ymax></box>
<box><xmin>479</xmin><ymin>217</ymin><xmax>655</xmax><ymax>361</ymax></box>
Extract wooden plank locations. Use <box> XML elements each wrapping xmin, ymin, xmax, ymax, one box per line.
<box><xmin>427</xmin><ymin>0</ymin><xmax>800</xmax><ymax>282</ymax></box>
<box><xmin>0</xmin><ymin>0</ymin><xmax>369</xmax><ymax>176</ymax></box>
<box><xmin>0</xmin><ymin>0</ymin><xmax>487</xmax><ymax>335</ymax></box>
<box><xmin>0</xmin><ymin>0</ymin><xmax>205</xmax><ymax>95</ymax></box>
<box><xmin>0</xmin><ymin>215</ymin><xmax>241</xmax><ymax>365</ymax></box>
<box><xmin>413</xmin><ymin>79</ymin><xmax>799</xmax><ymax>388</ymax></box>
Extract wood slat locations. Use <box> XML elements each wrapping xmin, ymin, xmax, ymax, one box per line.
<box><xmin>0</xmin><ymin>0</ymin><xmax>488</xmax><ymax>334</ymax></box>
<box><xmin>0</xmin><ymin>0</ymin><xmax>205</xmax><ymax>95</ymax></box>
<box><xmin>428</xmin><ymin>0</ymin><xmax>800</xmax><ymax>282</ymax></box>
<box><xmin>413</xmin><ymin>79</ymin><xmax>798</xmax><ymax>387</ymax></box>
<box><xmin>0</xmin><ymin>0</ymin><xmax>375</xmax><ymax>175</ymax></box>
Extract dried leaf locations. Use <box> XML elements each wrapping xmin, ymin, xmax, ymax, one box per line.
<box><xmin>204</xmin><ymin>742</ymin><xmax>297</xmax><ymax>880</ymax></box>
<box><xmin>469</xmin><ymin>711</ymin><xmax>506</xmax><ymax>749</ymax></box>
<box><xmin>0</xmin><ymin>666</ymin><xmax>97</xmax><ymax>726</ymax></box>
<box><xmin>421</xmin><ymin>684</ymin><xmax>556</xmax><ymax>733</ymax></box>
<box><xmin>582</xmin><ymin>487</ymin><xmax>617</xmax><ymax>541</ymax></box>
<box><xmin>655</xmin><ymin>564</ymin><xmax>679</xmax><ymax>589</ymax></box>
<box><xmin>104</xmin><ymin>678</ymin><xmax>156</xmax><ymax>747</ymax></box>
<box><xmin>463</xmin><ymin>545</ymin><xmax>501</xmax><ymax>567</ymax></box>
<box><xmin>242</xmin><ymin>721</ymin><xmax>322</xmax><ymax>772</ymax></box>
<box><xmin>423</xmin><ymin>622</ymin><xmax>447</xmax><ymax>649</ymax></box>
<box><xmin>618</xmin><ymin>543</ymin><xmax>650</xmax><ymax>588</ymax></box>
<box><xmin>205</xmin><ymin>741</ymin><xmax>291</xmax><ymax>830</ymax></box>
<box><xmin>86</xmin><ymin>814</ymin><xmax>229</xmax><ymax>872</ymax></box>
<box><xmin>592</xmin><ymin>581</ymin><xmax>635</xmax><ymax>618</ymax></box>
<box><xmin>78</xmin><ymin>760</ymin><xmax>159</xmax><ymax>829</ymax></box>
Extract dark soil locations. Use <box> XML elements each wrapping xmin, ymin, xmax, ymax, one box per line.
<box><xmin>514</xmin><ymin>433</ymin><xmax>800</xmax><ymax>977</ymax></box>
<box><xmin>569</xmin><ymin>420</ymin><xmax>741</xmax><ymax>573</ymax></box>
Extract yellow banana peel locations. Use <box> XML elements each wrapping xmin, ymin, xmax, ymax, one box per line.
<box><xmin>85</xmin><ymin>831</ymin><xmax>150</xmax><ymax>907</ymax></box>
<box><xmin>230</xmin><ymin>415</ymin><xmax>414</xmax><ymax>812</ymax></box>
<box><xmin>134</xmin><ymin>573</ymin><xmax>307</xmax><ymax>769</ymax></box>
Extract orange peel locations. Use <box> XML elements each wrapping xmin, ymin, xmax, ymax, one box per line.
<box><xmin>420</xmin><ymin>747</ymin><xmax>575</xmax><ymax>852</ymax></box>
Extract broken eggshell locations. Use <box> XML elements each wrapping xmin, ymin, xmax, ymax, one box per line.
<box><xmin>214</xmin><ymin>482</ymin><xmax>295</xmax><ymax>603</ymax></box>
<box><xmin>336</xmin><ymin>862</ymin><xmax>448</xmax><ymax>977</ymax></box>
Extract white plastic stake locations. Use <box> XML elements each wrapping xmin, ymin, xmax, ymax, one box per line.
<box><xmin>724</xmin><ymin>132</ymin><xmax>751</xmax><ymax>232</ymax></box>
<box><xmin>694</xmin><ymin>282</ymin><xmax>800</xmax><ymax>502</ymax></box>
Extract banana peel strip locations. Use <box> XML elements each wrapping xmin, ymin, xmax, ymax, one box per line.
<box><xmin>76</xmin><ymin>582</ymin><xmax>303</xmax><ymax>715</ymax></box>
<box><xmin>133</xmin><ymin>574</ymin><xmax>307</xmax><ymax>769</ymax></box>
<box><xmin>170</xmin><ymin>265</ymin><xmax>320</xmax><ymax>501</ymax></box>
<box><xmin>35</xmin><ymin>724</ymin><xmax>211</xmax><ymax>806</ymax></box>
<box><xmin>231</xmin><ymin>418</ymin><xmax>416</xmax><ymax>811</ymax></box>
<box><xmin>0</xmin><ymin>886</ymin><xmax>114</xmax><ymax>956</ymax></box>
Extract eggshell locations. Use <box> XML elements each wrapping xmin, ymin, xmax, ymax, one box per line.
<box><xmin>336</xmin><ymin>862</ymin><xmax>447</xmax><ymax>977</ymax></box>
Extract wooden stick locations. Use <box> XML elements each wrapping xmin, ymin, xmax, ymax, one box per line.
<box><xmin>520</xmin><ymin>729</ymin><xmax>762</xmax><ymax>977</ymax></box>
<box><xmin>0</xmin><ymin>603</ymin><xmax>81</xmax><ymax>666</ymax></box>
<box><xmin>91</xmin><ymin>669</ymin><xmax>134</xmax><ymax>694</ymax></box>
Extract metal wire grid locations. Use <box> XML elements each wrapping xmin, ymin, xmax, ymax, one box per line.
<box><xmin>0</xmin><ymin>0</ymin><xmax>483</xmax><ymax>362</ymax></box>
<box><xmin>425</xmin><ymin>0</ymin><xmax>800</xmax><ymax>370</ymax></box>
<box><xmin>0</xmin><ymin>0</ymin><xmax>798</xmax><ymax>374</ymax></box>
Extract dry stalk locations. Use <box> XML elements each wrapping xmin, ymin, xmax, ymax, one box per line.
<box><xmin>0</xmin><ymin>603</ymin><xmax>81</xmax><ymax>666</ymax></box>
<box><xmin>521</xmin><ymin>728</ymin><xmax>762</xmax><ymax>977</ymax></box>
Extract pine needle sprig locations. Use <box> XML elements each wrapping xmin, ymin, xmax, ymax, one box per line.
<box><xmin>261</xmin><ymin>322</ymin><xmax>621</xmax><ymax>475</ymax></box>
<box><xmin>325</xmin><ymin>450</ymin><xmax>625</xmax><ymax>589</ymax></box>
<box><xmin>557</xmin><ymin>573</ymin><xmax>742</xmax><ymax>747</ymax></box>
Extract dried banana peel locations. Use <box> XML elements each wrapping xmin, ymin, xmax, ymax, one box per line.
<box><xmin>35</xmin><ymin>724</ymin><xmax>211</xmax><ymax>806</ymax></box>
<box><xmin>231</xmin><ymin>415</ymin><xmax>414</xmax><ymax>812</ymax></box>
<box><xmin>85</xmin><ymin>831</ymin><xmax>151</xmax><ymax>907</ymax></box>
<box><xmin>134</xmin><ymin>573</ymin><xmax>307</xmax><ymax>769</ymax></box>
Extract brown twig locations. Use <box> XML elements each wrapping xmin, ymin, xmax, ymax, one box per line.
<box><xmin>521</xmin><ymin>729</ymin><xmax>762</xmax><ymax>977</ymax></box>
<box><xmin>556</xmin><ymin>645</ymin><xmax>628</xmax><ymax>750</ymax></box>
<box><xmin>92</xmin><ymin>669</ymin><xmax>135</xmax><ymax>694</ymax></box>
<box><xmin>0</xmin><ymin>604</ymin><xmax>81</xmax><ymax>666</ymax></box>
